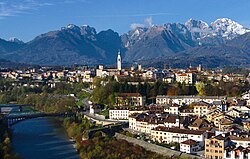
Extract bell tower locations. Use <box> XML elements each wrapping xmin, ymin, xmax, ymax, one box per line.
<box><xmin>117</xmin><ymin>49</ymin><xmax>122</xmax><ymax>71</ymax></box>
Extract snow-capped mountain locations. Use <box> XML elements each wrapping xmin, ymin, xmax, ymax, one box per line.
<box><xmin>121</xmin><ymin>27</ymin><xmax>148</xmax><ymax>49</ymax></box>
<box><xmin>210</xmin><ymin>18</ymin><xmax>250</xmax><ymax>40</ymax></box>
<box><xmin>8</xmin><ymin>37</ymin><xmax>24</xmax><ymax>44</ymax></box>
<box><xmin>122</xmin><ymin>18</ymin><xmax>250</xmax><ymax>61</ymax></box>
<box><xmin>185</xmin><ymin>19</ymin><xmax>210</xmax><ymax>40</ymax></box>
<box><xmin>185</xmin><ymin>18</ymin><xmax>250</xmax><ymax>41</ymax></box>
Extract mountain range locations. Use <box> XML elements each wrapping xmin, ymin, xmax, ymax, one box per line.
<box><xmin>1</xmin><ymin>18</ymin><xmax>250</xmax><ymax>68</ymax></box>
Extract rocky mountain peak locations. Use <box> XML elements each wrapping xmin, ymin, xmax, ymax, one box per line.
<box><xmin>210</xmin><ymin>18</ymin><xmax>250</xmax><ymax>39</ymax></box>
<box><xmin>8</xmin><ymin>37</ymin><xmax>24</xmax><ymax>44</ymax></box>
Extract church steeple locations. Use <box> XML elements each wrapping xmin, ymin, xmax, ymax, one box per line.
<box><xmin>117</xmin><ymin>49</ymin><xmax>122</xmax><ymax>71</ymax></box>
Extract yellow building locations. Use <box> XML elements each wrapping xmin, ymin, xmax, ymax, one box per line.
<box><xmin>193</xmin><ymin>101</ymin><xmax>210</xmax><ymax>117</ymax></box>
<box><xmin>205</xmin><ymin>134</ymin><xmax>230</xmax><ymax>159</ymax></box>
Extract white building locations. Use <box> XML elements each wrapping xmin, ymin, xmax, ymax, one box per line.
<box><xmin>164</xmin><ymin>104</ymin><xmax>179</xmax><ymax>115</ymax></box>
<box><xmin>229</xmin><ymin>105</ymin><xmax>250</xmax><ymax>115</ymax></box>
<box><xmin>180</xmin><ymin>139</ymin><xmax>200</xmax><ymax>154</ymax></box>
<box><xmin>109</xmin><ymin>109</ymin><xmax>144</xmax><ymax>120</ymax></box>
<box><xmin>224</xmin><ymin>146</ymin><xmax>250</xmax><ymax>159</ymax></box>
<box><xmin>128</xmin><ymin>114</ymin><xmax>164</xmax><ymax>134</ymax></box>
<box><xmin>156</xmin><ymin>95</ymin><xmax>226</xmax><ymax>106</ymax></box>
<box><xmin>229</xmin><ymin>135</ymin><xmax>250</xmax><ymax>148</ymax></box>
<box><xmin>175</xmin><ymin>72</ymin><xmax>195</xmax><ymax>85</ymax></box>
<box><xmin>150</xmin><ymin>127</ymin><xmax>207</xmax><ymax>146</ymax></box>
<box><xmin>109</xmin><ymin>109</ymin><xmax>129</xmax><ymax>120</ymax></box>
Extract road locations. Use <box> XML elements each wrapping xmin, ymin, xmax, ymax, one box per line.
<box><xmin>82</xmin><ymin>97</ymin><xmax>91</xmax><ymax>109</ymax></box>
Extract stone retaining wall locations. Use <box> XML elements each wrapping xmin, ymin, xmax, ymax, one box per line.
<box><xmin>115</xmin><ymin>133</ymin><xmax>200</xmax><ymax>159</ymax></box>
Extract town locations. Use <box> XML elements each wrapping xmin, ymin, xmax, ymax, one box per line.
<box><xmin>1</xmin><ymin>51</ymin><xmax>250</xmax><ymax>159</ymax></box>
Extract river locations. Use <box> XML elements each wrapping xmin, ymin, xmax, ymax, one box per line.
<box><xmin>12</xmin><ymin>118</ymin><xmax>80</xmax><ymax>159</ymax></box>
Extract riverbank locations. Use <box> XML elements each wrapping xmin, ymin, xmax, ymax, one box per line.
<box><xmin>0</xmin><ymin>119</ymin><xmax>20</xmax><ymax>159</ymax></box>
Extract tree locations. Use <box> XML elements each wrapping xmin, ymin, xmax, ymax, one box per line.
<box><xmin>167</xmin><ymin>86</ymin><xmax>180</xmax><ymax>96</ymax></box>
<box><xmin>196</xmin><ymin>82</ymin><xmax>206</xmax><ymax>96</ymax></box>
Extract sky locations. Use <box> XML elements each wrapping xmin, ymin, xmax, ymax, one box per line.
<box><xmin>0</xmin><ymin>0</ymin><xmax>249</xmax><ymax>42</ymax></box>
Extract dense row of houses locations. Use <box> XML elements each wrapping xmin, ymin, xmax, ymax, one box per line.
<box><xmin>107</xmin><ymin>92</ymin><xmax>250</xmax><ymax>158</ymax></box>
<box><xmin>2</xmin><ymin>62</ymin><xmax>250</xmax><ymax>90</ymax></box>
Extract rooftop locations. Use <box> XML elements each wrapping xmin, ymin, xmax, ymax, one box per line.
<box><xmin>181</xmin><ymin>139</ymin><xmax>198</xmax><ymax>146</ymax></box>
<box><xmin>152</xmin><ymin>126</ymin><xmax>205</xmax><ymax>135</ymax></box>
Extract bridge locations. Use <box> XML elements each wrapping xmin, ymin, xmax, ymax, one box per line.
<box><xmin>0</xmin><ymin>104</ymin><xmax>33</xmax><ymax>114</ymax></box>
<box><xmin>5</xmin><ymin>112</ymin><xmax>77</xmax><ymax>126</ymax></box>
<box><xmin>83</xmin><ymin>112</ymin><xmax>128</xmax><ymax>126</ymax></box>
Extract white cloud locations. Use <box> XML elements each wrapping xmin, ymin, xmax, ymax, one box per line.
<box><xmin>130</xmin><ymin>23</ymin><xmax>145</xmax><ymax>30</ymax></box>
<box><xmin>130</xmin><ymin>16</ymin><xmax>155</xmax><ymax>30</ymax></box>
<box><xmin>0</xmin><ymin>0</ymin><xmax>54</xmax><ymax>19</ymax></box>
<box><xmin>0</xmin><ymin>0</ymin><xmax>89</xmax><ymax>19</ymax></box>
<box><xmin>145</xmin><ymin>17</ymin><xmax>153</xmax><ymax>27</ymax></box>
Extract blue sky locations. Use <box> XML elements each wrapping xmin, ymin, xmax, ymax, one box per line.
<box><xmin>0</xmin><ymin>0</ymin><xmax>249</xmax><ymax>42</ymax></box>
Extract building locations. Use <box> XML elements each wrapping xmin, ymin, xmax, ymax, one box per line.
<box><xmin>189</xmin><ymin>118</ymin><xmax>211</xmax><ymax>130</ymax></box>
<box><xmin>193</xmin><ymin>101</ymin><xmax>210</xmax><ymax>117</ymax></box>
<box><xmin>225</xmin><ymin>146</ymin><xmax>250</xmax><ymax>159</ymax></box>
<box><xmin>242</xmin><ymin>120</ymin><xmax>250</xmax><ymax>131</ymax></box>
<box><xmin>180</xmin><ymin>139</ymin><xmax>200</xmax><ymax>154</ymax></box>
<box><xmin>109</xmin><ymin>109</ymin><xmax>129</xmax><ymax>120</ymax></box>
<box><xmin>115</xmin><ymin>93</ymin><xmax>146</xmax><ymax>106</ymax></box>
<box><xmin>223</xmin><ymin>132</ymin><xmax>250</xmax><ymax>159</ymax></box>
<box><xmin>164</xmin><ymin>104</ymin><xmax>179</xmax><ymax>115</ymax></box>
<box><xmin>162</xmin><ymin>115</ymin><xmax>187</xmax><ymax>128</ymax></box>
<box><xmin>213</xmin><ymin>101</ymin><xmax>227</xmax><ymax>112</ymax></box>
<box><xmin>109</xmin><ymin>109</ymin><xmax>144</xmax><ymax>120</ymax></box>
<box><xmin>150</xmin><ymin>127</ymin><xmax>207</xmax><ymax>146</ymax></box>
<box><xmin>175</xmin><ymin>72</ymin><xmax>195</xmax><ymax>85</ymax></box>
<box><xmin>229</xmin><ymin>105</ymin><xmax>250</xmax><ymax>116</ymax></box>
<box><xmin>129</xmin><ymin>114</ymin><xmax>164</xmax><ymax>134</ymax></box>
<box><xmin>96</xmin><ymin>65</ymin><xmax>121</xmax><ymax>78</ymax></box>
<box><xmin>226</xmin><ymin>108</ymin><xmax>242</xmax><ymax>118</ymax></box>
<box><xmin>229</xmin><ymin>134</ymin><xmax>250</xmax><ymax>148</ymax></box>
<box><xmin>205</xmin><ymin>134</ymin><xmax>231</xmax><ymax>159</ymax></box>
<box><xmin>180</xmin><ymin>109</ymin><xmax>195</xmax><ymax>116</ymax></box>
<box><xmin>156</xmin><ymin>95</ymin><xmax>226</xmax><ymax>106</ymax></box>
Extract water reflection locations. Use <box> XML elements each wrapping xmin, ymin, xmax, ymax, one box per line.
<box><xmin>12</xmin><ymin>118</ymin><xmax>80</xmax><ymax>159</ymax></box>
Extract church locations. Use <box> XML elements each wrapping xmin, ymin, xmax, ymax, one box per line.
<box><xmin>96</xmin><ymin>50</ymin><xmax>123</xmax><ymax>77</ymax></box>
